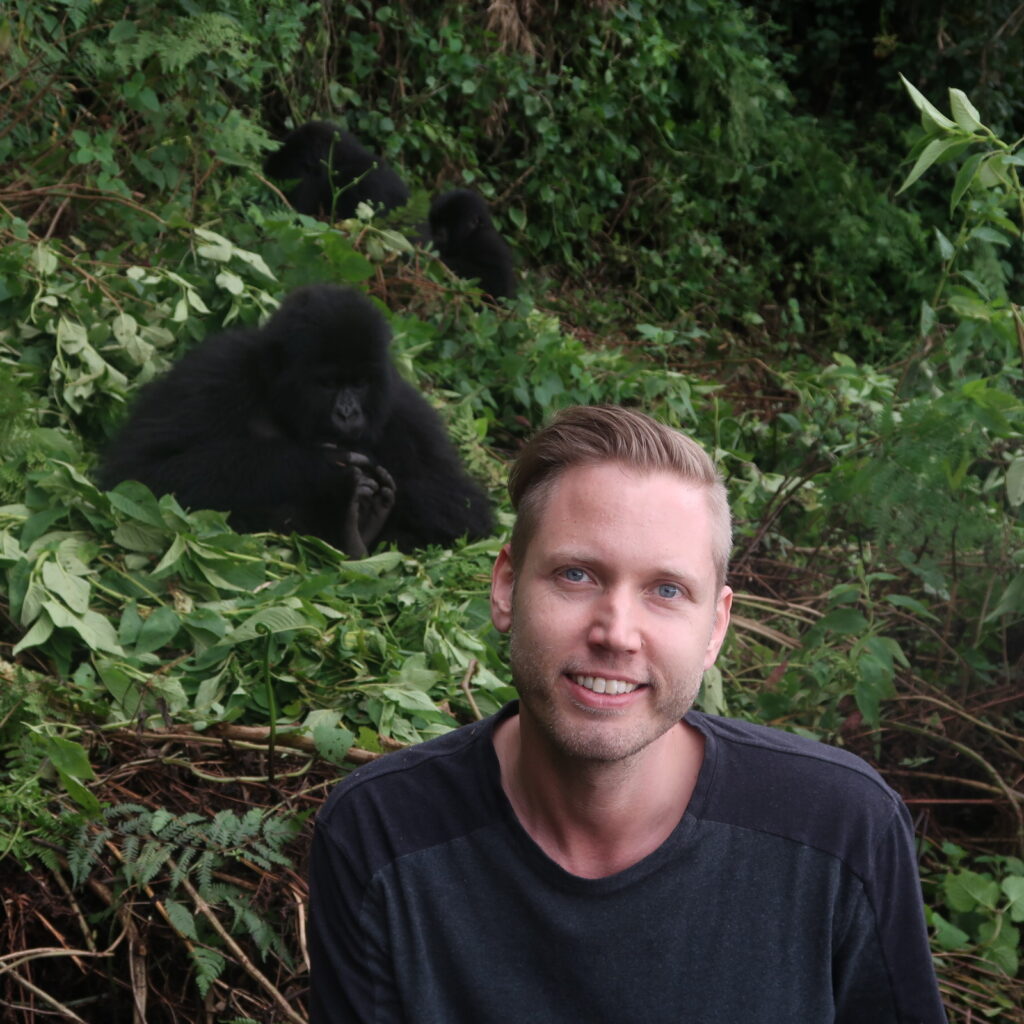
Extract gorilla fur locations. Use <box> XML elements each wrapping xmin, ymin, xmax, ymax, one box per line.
<box><xmin>428</xmin><ymin>189</ymin><xmax>517</xmax><ymax>302</ymax></box>
<box><xmin>97</xmin><ymin>285</ymin><xmax>493</xmax><ymax>556</ymax></box>
<box><xmin>263</xmin><ymin>120</ymin><xmax>410</xmax><ymax>221</ymax></box>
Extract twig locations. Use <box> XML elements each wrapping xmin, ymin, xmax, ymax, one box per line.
<box><xmin>0</xmin><ymin>947</ymin><xmax>111</xmax><ymax>970</ymax></box>
<box><xmin>891</xmin><ymin>692</ymin><xmax>1024</xmax><ymax>752</ymax></box>
<box><xmin>110</xmin><ymin>724</ymin><xmax>389</xmax><ymax>765</ymax></box>
<box><xmin>459</xmin><ymin>658</ymin><xmax>482</xmax><ymax>720</ymax></box>
<box><xmin>294</xmin><ymin>885</ymin><xmax>310</xmax><ymax>973</ymax></box>
<box><xmin>886</xmin><ymin>721</ymin><xmax>1024</xmax><ymax>840</ymax></box>
<box><xmin>0</xmin><ymin>949</ymin><xmax>109</xmax><ymax>1024</ymax></box>
<box><xmin>47</xmin><ymin>867</ymin><xmax>97</xmax><ymax>961</ymax></box>
<box><xmin>173</xmin><ymin>862</ymin><xmax>306</xmax><ymax>1024</ymax></box>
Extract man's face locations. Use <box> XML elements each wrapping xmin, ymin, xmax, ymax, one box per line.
<box><xmin>490</xmin><ymin>462</ymin><xmax>732</xmax><ymax>764</ymax></box>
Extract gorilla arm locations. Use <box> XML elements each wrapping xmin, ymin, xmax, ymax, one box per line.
<box><xmin>106</xmin><ymin>432</ymin><xmax>377</xmax><ymax>557</ymax></box>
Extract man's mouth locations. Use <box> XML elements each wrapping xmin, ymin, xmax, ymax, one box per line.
<box><xmin>571</xmin><ymin>674</ymin><xmax>640</xmax><ymax>696</ymax></box>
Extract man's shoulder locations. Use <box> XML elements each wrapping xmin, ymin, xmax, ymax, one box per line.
<box><xmin>336</xmin><ymin>713</ymin><xmax>496</xmax><ymax>794</ymax></box>
<box><xmin>691</xmin><ymin>710</ymin><xmax>889</xmax><ymax>786</ymax></box>
<box><xmin>314</xmin><ymin>710</ymin><xmax>507</xmax><ymax>871</ymax></box>
<box><xmin>687</xmin><ymin>711</ymin><xmax>906</xmax><ymax>863</ymax></box>
<box><xmin>322</xmin><ymin>710</ymin><xmax>501</xmax><ymax>819</ymax></box>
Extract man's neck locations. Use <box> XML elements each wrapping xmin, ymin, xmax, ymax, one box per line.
<box><xmin>492</xmin><ymin>711</ymin><xmax>705</xmax><ymax>879</ymax></box>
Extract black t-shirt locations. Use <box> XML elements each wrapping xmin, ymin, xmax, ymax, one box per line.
<box><xmin>309</xmin><ymin>703</ymin><xmax>946</xmax><ymax>1023</ymax></box>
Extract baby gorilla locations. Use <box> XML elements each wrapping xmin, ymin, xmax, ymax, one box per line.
<box><xmin>263</xmin><ymin>120</ymin><xmax>409</xmax><ymax>220</ymax></box>
<box><xmin>429</xmin><ymin>189</ymin><xmax>517</xmax><ymax>302</ymax></box>
<box><xmin>97</xmin><ymin>285</ymin><xmax>493</xmax><ymax>557</ymax></box>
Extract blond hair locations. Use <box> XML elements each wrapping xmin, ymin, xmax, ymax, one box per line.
<box><xmin>508</xmin><ymin>405</ymin><xmax>732</xmax><ymax>589</ymax></box>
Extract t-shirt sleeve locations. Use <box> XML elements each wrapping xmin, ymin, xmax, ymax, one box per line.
<box><xmin>307</xmin><ymin>813</ymin><xmax>401</xmax><ymax>1024</ymax></box>
<box><xmin>833</xmin><ymin>799</ymin><xmax>947</xmax><ymax>1024</ymax></box>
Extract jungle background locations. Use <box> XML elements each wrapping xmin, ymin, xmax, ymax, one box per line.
<box><xmin>1</xmin><ymin>0</ymin><xmax>1022</xmax><ymax>1020</ymax></box>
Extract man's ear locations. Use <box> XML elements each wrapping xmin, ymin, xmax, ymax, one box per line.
<box><xmin>490</xmin><ymin>544</ymin><xmax>515</xmax><ymax>633</ymax></box>
<box><xmin>703</xmin><ymin>585</ymin><xmax>733</xmax><ymax>670</ymax></box>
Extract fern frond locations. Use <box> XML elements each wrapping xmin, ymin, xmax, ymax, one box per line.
<box><xmin>188</xmin><ymin>945</ymin><xmax>226</xmax><ymax>997</ymax></box>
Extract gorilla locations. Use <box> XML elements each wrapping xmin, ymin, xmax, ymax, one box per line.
<box><xmin>97</xmin><ymin>285</ymin><xmax>493</xmax><ymax>557</ymax></box>
<box><xmin>428</xmin><ymin>189</ymin><xmax>517</xmax><ymax>302</ymax></box>
<box><xmin>263</xmin><ymin>120</ymin><xmax>410</xmax><ymax>221</ymax></box>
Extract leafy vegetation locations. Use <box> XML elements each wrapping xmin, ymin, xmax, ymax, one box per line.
<box><xmin>1</xmin><ymin>1</ymin><xmax>1021</xmax><ymax>1020</ymax></box>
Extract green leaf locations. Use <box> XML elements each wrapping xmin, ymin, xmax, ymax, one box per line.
<box><xmin>1007</xmin><ymin>459</ymin><xmax>1024</xmax><ymax>508</ymax></box>
<box><xmin>165</xmin><ymin>898</ymin><xmax>199</xmax><ymax>941</ymax></box>
<box><xmin>113</xmin><ymin>521</ymin><xmax>168</xmax><ymax>553</ymax></box>
<box><xmin>985</xmin><ymin>574</ymin><xmax>1024</xmax><ymax>623</ymax></box>
<box><xmin>854</xmin><ymin>678</ymin><xmax>881</xmax><ymax>730</ymax></box>
<box><xmin>185</xmin><ymin>288</ymin><xmax>210</xmax><ymax>314</ymax></box>
<box><xmin>41</xmin><ymin>559</ymin><xmax>91</xmax><ymax>614</ymax></box>
<box><xmin>215</xmin><ymin>269</ymin><xmax>245</xmax><ymax>294</ymax></box>
<box><xmin>945</xmin><ymin>869</ymin><xmax>1001</xmax><ymax>912</ymax></box>
<box><xmin>977</xmin><ymin>919</ymin><xmax>1019</xmax><ymax>977</ymax></box>
<box><xmin>109</xmin><ymin>20</ymin><xmax>137</xmax><ymax>43</ymax></box>
<box><xmin>698</xmin><ymin>664</ymin><xmax>727</xmax><ymax>716</ymax></box>
<box><xmin>948</xmin><ymin>88</ymin><xmax>985</xmax><ymax>132</ymax></box>
<box><xmin>897</xmin><ymin>137</ymin><xmax>968</xmax><ymax>195</ymax></box>
<box><xmin>340</xmin><ymin>550</ymin><xmax>405</xmax><ymax>577</ymax></box>
<box><xmin>919</xmin><ymin>300</ymin><xmax>936</xmax><ymax>337</ymax></box>
<box><xmin>107</xmin><ymin>481</ymin><xmax>169</xmax><ymax>528</ymax></box>
<box><xmin>899</xmin><ymin>75</ymin><xmax>957</xmax><ymax>131</ymax></box>
<box><xmin>378</xmin><ymin>229</ymin><xmax>414</xmax><ymax>254</ymax></box>
<box><xmin>818</xmin><ymin>609</ymin><xmax>869</xmax><ymax>634</ymax></box>
<box><xmin>1003</xmin><ymin>876</ymin><xmax>1024</xmax><ymax>922</ymax></box>
<box><xmin>43</xmin><ymin>735</ymin><xmax>96</xmax><ymax>779</ymax></box>
<box><xmin>43</xmin><ymin>600</ymin><xmax>124</xmax><ymax>654</ymax></box>
<box><xmin>971</xmin><ymin>225</ymin><xmax>1013</xmax><ymax>247</ymax></box>
<box><xmin>57</xmin><ymin>769</ymin><xmax>102</xmax><ymax>817</ymax></box>
<box><xmin>135</xmin><ymin>606</ymin><xmax>182</xmax><ymax>655</ymax></box>
<box><xmin>12</xmin><ymin>612</ymin><xmax>55</xmax><ymax>655</ymax></box>
<box><xmin>223</xmin><ymin>606</ymin><xmax>317</xmax><ymax>643</ymax></box>
<box><xmin>950</xmin><ymin>151</ymin><xmax>984</xmax><ymax>213</ymax></box>
<box><xmin>929</xmin><ymin>911</ymin><xmax>970</xmax><ymax>951</ymax></box>
<box><xmin>309</xmin><ymin>711</ymin><xmax>355</xmax><ymax>765</ymax></box>
<box><xmin>233</xmin><ymin>248</ymin><xmax>277</xmax><ymax>279</ymax></box>
<box><xmin>189</xmin><ymin>946</ymin><xmax>225</xmax><ymax>996</ymax></box>
<box><xmin>393</xmin><ymin>652</ymin><xmax>442</xmax><ymax>692</ymax></box>
<box><xmin>193</xmin><ymin>227</ymin><xmax>232</xmax><ymax>246</ymax></box>
<box><xmin>97</xmin><ymin>660</ymin><xmax>143</xmax><ymax>716</ymax></box>
<box><xmin>933</xmin><ymin>228</ymin><xmax>954</xmax><ymax>262</ymax></box>
<box><xmin>978</xmin><ymin>155</ymin><xmax>1011</xmax><ymax>188</ymax></box>
<box><xmin>137</xmin><ymin>87</ymin><xmax>160</xmax><ymax>113</ymax></box>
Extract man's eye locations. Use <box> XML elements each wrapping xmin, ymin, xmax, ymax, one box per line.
<box><xmin>561</xmin><ymin>567</ymin><xmax>589</xmax><ymax>583</ymax></box>
<box><xmin>656</xmin><ymin>583</ymin><xmax>682</xmax><ymax>599</ymax></box>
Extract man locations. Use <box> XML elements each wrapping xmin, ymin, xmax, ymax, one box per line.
<box><xmin>308</xmin><ymin>405</ymin><xmax>946</xmax><ymax>1023</ymax></box>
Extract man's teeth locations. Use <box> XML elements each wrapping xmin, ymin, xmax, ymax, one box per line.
<box><xmin>574</xmin><ymin>675</ymin><xmax>638</xmax><ymax>695</ymax></box>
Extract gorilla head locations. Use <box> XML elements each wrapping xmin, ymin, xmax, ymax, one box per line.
<box><xmin>428</xmin><ymin>189</ymin><xmax>517</xmax><ymax>302</ymax></box>
<box><xmin>256</xmin><ymin>286</ymin><xmax>396</xmax><ymax>446</ymax></box>
<box><xmin>263</xmin><ymin>120</ymin><xmax>410</xmax><ymax>221</ymax></box>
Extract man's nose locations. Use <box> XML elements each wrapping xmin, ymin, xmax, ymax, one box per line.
<box><xmin>587</xmin><ymin>587</ymin><xmax>642</xmax><ymax>653</ymax></box>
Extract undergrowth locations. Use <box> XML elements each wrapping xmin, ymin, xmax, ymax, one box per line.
<box><xmin>0</xmin><ymin>2</ymin><xmax>1021</xmax><ymax>1020</ymax></box>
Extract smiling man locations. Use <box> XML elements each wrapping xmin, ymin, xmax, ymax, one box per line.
<box><xmin>308</xmin><ymin>405</ymin><xmax>946</xmax><ymax>1024</ymax></box>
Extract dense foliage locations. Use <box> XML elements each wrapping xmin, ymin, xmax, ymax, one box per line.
<box><xmin>1</xmin><ymin>1</ymin><xmax>1021</xmax><ymax>1020</ymax></box>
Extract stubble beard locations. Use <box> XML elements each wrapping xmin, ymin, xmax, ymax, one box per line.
<box><xmin>507</xmin><ymin>622</ymin><xmax>704</xmax><ymax>766</ymax></box>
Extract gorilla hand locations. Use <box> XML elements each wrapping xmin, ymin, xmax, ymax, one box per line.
<box><xmin>325</xmin><ymin>448</ymin><xmax>396</xmax><ymax>557</ymax></box>
<box><xmin>351</xmin><ymin>453</ymin><xmax>396</xmax><ymax>549</ymax></box>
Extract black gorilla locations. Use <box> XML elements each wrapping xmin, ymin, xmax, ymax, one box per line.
<box><xmin>97</xmin><ymin>285</ymin><xmax>493</xmax><ymax>557</ymax></box>
<box><xmin>263</xmin><ymin>121</ymin><xmax>410</xmax><ymax>221</ymax></box>
<box><xmin>428</xmin><ymin>189</ymin><xmax>517</xmax><ymax>302</ymax></box>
